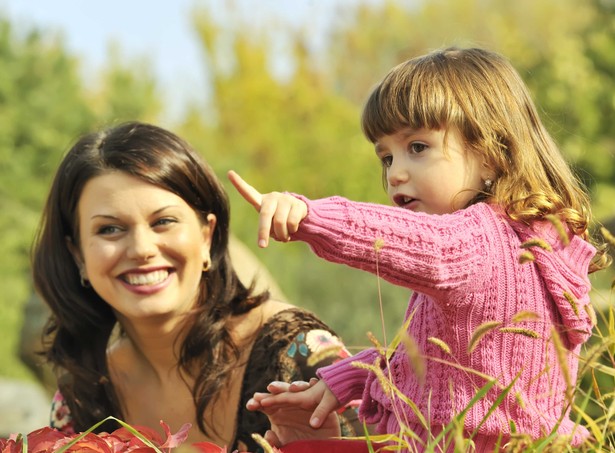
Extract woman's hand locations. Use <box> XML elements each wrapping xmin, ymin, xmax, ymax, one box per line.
<box><xmin>246</xmin><ymin>379</ymin><xmax>342</xmax><ymax>447</ymax></box>
<box><xmin>227</xmin><ymin>170</ymin><xmax>307</xmax><ymax>248</ymax></box>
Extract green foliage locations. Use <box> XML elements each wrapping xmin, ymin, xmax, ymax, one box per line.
<box><xmin>178</xmin><ymin>0</ymin><xmax>615</xmax><ymax>346</ymax></box>
<box><xmin>0</xmin><ymin>15</ymin><xmax>161</xmax><ymax>381</ymax></box>
<box><xmin>0</xmin><ymin>1</ymin><xmax>614</xmax><ymax>445</ymax></box>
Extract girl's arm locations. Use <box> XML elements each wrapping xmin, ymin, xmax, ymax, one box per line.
<box><xmin>228</xmin><ymin>171</ymin><xmax>494</xmax><ymax>296</ymax></box>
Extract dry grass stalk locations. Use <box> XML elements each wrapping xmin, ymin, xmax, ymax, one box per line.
<box><xmin>401</xmin><ymin>331</ymin><xmax>425</xmax><ymax>384</ymax></box>
<box><xmin>550</xmin><ymin>327</ymin><xmax>573</xmax><ymax>404</ymax></box>
<box><xmin>251</xmin><ymin>433</ymin><xmax>275</xmax><ymax>453</ymax></box>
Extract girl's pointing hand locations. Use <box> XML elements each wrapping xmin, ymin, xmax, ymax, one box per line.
<box><xmin>228</xmin><ymin>170</ymin><xmax>308</xmax><ymax>248</ymax></box>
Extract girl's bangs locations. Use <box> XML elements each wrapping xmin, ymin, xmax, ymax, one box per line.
<box><xmin>362</xmin><ymin>66</ymin><xmax>453</xmax><ymax>142</ymax></box>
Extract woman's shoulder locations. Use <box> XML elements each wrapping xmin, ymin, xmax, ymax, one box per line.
<box><xmin>257</xmin><ymin>301</ymin><xmax>336</xmax><ymax>337</ymax></box>
<box><xmin>50</xmin><ymin>390</ymin><xmax>75</xmax><ymax>433</ymax></box>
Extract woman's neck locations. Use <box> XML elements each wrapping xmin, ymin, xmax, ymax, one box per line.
<box><xmin>110</xmin><ymin>314</ymin><xmax>192</xmax><ymax>383</ymax></box>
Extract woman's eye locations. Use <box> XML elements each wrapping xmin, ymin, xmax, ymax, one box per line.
<box><xmin>409</xmin><ymin>143</ymin><xmax>428</xmax><ymax>154</ymax></box>
<box><xmin>97</xmin><ymin>225</ymin><xmax>121</xmax><ymax>235</ymax></box>
<box><xmin>153</xmin><ymin>218</ymin><xmax>177</xmax><ymax>227</ymax></box>
<box><xmin>380</xmin><ymin>155</ymin><xmax>393</xmax><ymax>167</ymax></box>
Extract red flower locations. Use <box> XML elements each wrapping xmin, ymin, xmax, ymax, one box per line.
<box><xmin>55</xmin><ymin>432</ymin><xmax>115</xmax><ymax>452</ymax></box>
<box><xmin>190</xmin><ymin>442</ymin><xmax>227</xmax><ymax>453</ymax></box>
<box><xmin>27</xmin><ymin>426</ymin><xmax>69</xmax><ymax>452</ymax></box>
<box><xmin>0</xmin><ymin>419</ymin><xmax>229</xmax><ymax>453</ymax></box>
<box><xmin>0</xmin><ymin>436</ymin><xmax>21</xmax><ymax>453</ymax></box>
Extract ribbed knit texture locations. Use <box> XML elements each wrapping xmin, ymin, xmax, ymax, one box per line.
<box><xmin>290</xmin><ymin>196</ymin><xmax>596</xmax><ymax>451</ymax></box>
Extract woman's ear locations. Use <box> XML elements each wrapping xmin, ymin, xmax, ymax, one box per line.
<box><xmin>201</xmin><ymin>214</ymin><xmax>217</xmax><ymax>263</ymax></box>
<box><xmin>65</xmin><ymin>236</ymin><xmax>88</xmax><ymax>280</ymax></box>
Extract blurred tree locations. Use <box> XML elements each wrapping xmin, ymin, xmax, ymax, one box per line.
<box><xmin>0</xmin><ymin>19</ymin><xmax>94</xmax><ymax>380</ymax></box>
<box><xmin>0</xmin><ymin>16</ymin><xmax>161</xmax><ymax>380</ymax></box>
<box><xmin>180</xmin><ymin>0</ymin><xmax>615</xmax><ymax>345</ymax></box>
<box><xmin>326</xmin><ymin>0</ymin><xmax>615</xmax><ymax>219</ymax></box>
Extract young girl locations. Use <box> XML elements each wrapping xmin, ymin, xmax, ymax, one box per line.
<box><xmin>229</xmin><ymin>47</ymin><xmax>610</xmax><ymax>451</ymax></box>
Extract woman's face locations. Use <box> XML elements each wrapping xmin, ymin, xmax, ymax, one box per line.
<box><xmin>70</xmin><ymin>171</ymin><xmax>216</xmax><ymax>324</ymax></box>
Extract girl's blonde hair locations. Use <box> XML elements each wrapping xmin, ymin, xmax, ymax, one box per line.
<box><xmin>362</xmin><ymin>46</ymin><xmax>609</xmax><ymax>272</ymax></box>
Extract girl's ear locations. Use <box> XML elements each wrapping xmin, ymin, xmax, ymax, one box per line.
<box><xmin>65</xmin><ymin>236</ymin><xmax>88</xmax><ymax>280</ymax></box>
<box><xmin>480</xmin><ymin>161</ymin><xmax>495</xmax><ymax>183</ymax></box>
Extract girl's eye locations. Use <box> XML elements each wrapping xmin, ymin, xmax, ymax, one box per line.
<box><xmin>409</xmin><ymin>143</ymin><xmax>428</xmax><ymax>154</ymax></box>
<box><xmin>380</xmin><ymin>155</ymin><xmax>393</xmax><ymax>168</ymax></box>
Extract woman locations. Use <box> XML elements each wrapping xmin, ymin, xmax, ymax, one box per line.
<box><xmin>32</xmin><ymin>121</ymin><xmax>359</xmax><ymax>451</ymax></box>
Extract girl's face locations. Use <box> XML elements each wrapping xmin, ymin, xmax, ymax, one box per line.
<box><xmin>70</xmin><ymin>171</ymin><xmax>216</xmax><ymax>323</ymax></box>
<box><xmin>375</xmin><ymin>127</ymin><xmax>487</xmax><ymax>214</ymax></box>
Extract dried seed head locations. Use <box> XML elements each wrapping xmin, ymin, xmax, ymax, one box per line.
<box><xmin>563</xmin><ymin>291</ymin><xmax>579</xmax><ymax>317</ymax></box>
<box><xmin>520</xmin><ymin>238</ymin><xmax>553</xmax><ymax>252</ymax></box>
<box><xmin>600</xmin><ymin>226</ymin><xmax>615</xmax><ymax>248</ymax></box>
<box><xmin>307</xmin><ymin>345</ymin><xmax>343</xmax><ymax>367</ymax></box>
<box><xmin>428</xmin><ymin>336</ymin><xmax>452</xmax><ymax>355</ymax></box>
<box><xmin>367</xmin><ymin>331</ymin><xmax>383</xmax><ymax>350</ymax></box>
<box><xmin>511</xmin><ymin>310</ymin><xmax>540</xmax><ymax>323</ymax></box>
<box><xmin>499</xmin><ymin>327</ymin><xmax>540</xmax><ymax>339</ymax></box>
<box><xmin>518</xmin><ymin>251</ymin><xmax>535</xmax><ymax>264</ymax></box>
<box><xmin>468</xmin><ymin>321</ymin><xmax>502</xmax><ymax>354</ymax></box>
<box><xmin>584</xmin><ymin>303</ymin><xmax>597</xmax><ymax>326</ymax></box>
<box><xmin>545</xmin><ymin>214</ymin><xmax>570</xmax><ymax>246</ymax></box>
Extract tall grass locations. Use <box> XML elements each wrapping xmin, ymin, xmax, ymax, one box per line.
<box><xmin>340</xmin><ymin>228</ymin><xmax>615</xmax><ymax>452</ymax></box>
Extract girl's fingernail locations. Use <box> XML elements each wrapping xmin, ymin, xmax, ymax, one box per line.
<box><xmin>310</xmin><ymin>417</ymin><xmax>320</xmax><ymax>427</ymax></box>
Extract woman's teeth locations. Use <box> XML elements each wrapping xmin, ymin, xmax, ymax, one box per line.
<box><xmin>124</xmin><ymin>270</ymin><xmax>169</xmax><ymax>286</ymax></box>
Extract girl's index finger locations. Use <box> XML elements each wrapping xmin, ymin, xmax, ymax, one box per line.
<box><xmin>227</xmin><ymin>170</ymin><xmax>263</xmax><ymax>211</ymax></box>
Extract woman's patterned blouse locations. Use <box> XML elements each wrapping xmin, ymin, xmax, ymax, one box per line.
<box><xmin>50</xmin><ymin>308</ymin><xmax>363</xmax><ymax>452</ymax></box>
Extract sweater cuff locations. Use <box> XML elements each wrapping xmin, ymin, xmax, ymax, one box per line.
<box><xmin>317</xmin><ymin>348</ymin><xmax>379</xmax><ymax>406</ymax></box>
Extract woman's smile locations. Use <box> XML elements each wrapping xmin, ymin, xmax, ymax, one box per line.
<box><xmin>71</xmin><ymin>171</ymin><xmax>216</xmax><ymax>321</ymax></box>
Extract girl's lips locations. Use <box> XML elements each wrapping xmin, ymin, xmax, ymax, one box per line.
<box><xmin>393</xmin><ymin>194</ymin><xmax>418</xmax><ymax>209</ymax></box>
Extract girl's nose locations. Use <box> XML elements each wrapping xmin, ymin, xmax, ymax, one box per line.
<box><xmin>387</xmin><ymin>159</ymin><xmax>409</xmax><ymax>187</ymax></box>
<box><xmin>127</xmin><ymin>227</ymin><xmax>158</xmax><ymax>261</ymax></box>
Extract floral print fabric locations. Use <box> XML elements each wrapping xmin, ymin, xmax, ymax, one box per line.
<box><xmin>50</xmin><ymin>308</ymin><xmax>362</xmax><ymax>451</ymax></box>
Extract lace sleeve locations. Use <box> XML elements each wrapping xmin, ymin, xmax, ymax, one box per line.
<box><xmin>50</xmin><ymin>390</ymin><xmax>75</xmax><ymax>433</ymax></box>
<box><xmin>280</xmin><ymin>327</ymin><xmax>364</xmax><ymax>438</ymax></box>
<box><xmin>234</xmin><ymin>308</ymin><xmax>366</xmax><ymax>451</ymax></box>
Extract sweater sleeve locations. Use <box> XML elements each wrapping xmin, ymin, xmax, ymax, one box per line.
<box><xmin>317</xmin><ymin>348</ymin><xmax>380</xmax><ymax>406</ymax></box>
<box><xmin>291</xmin><ymin>195</ymin><xmax>494</xmax><ymax>297</ymax></box>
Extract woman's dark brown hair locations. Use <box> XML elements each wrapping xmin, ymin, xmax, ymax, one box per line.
<box><xmin>32</xmin><ymin>121</ymin><xmax>268</xmax><ymax>433</ymax></box>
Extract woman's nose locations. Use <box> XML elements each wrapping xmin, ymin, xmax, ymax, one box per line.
<box><xmin>126</xmin><ymin>227</ymin><xmax>158</xmax><ymax>261</ymax></box>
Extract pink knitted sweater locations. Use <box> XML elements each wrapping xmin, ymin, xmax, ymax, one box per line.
<box><xmin>291</xmin><ymin>197</ymin><xmax>595</xmax><ymax>451</ymax></box>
